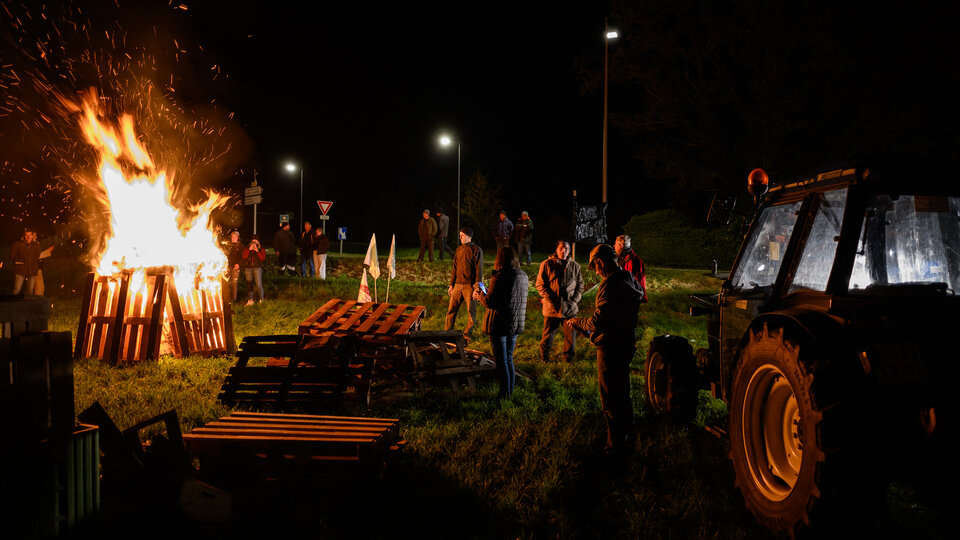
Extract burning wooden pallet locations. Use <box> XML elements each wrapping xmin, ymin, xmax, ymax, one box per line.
<box><xmin>183</xmin><ymin>411</ymin><xmax>403</xmax><ymax>481</ymax></box>
<box><xmin>74</xmin><ymin>269</ymin><xmax>235</xmax><ymax>363</ymax></box>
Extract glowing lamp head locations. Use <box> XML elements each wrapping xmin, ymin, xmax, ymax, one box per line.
<box><xmin>606</xmin><ymin>31</ymin><xmax>619</xmax><ymax>40</ymax></box>
<box><xmin>748</xmin><ymin>168</ymin><xmax>769</xmax><ymax>199</ymax></box>
<box><xmin>285</xmin><ymin>163</ymin><xmax>297</xmax><ymax>173</ymax></box>
<box><xmin>439</xmin><ymin>135</ymin><xmax>452</xmax><ymax>147</ymax></box>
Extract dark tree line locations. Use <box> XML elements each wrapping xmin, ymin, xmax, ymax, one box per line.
<box><xmin>581</xmin><ymin>0</ymin><xmax>960</xmax><ymax>216</ymax></box>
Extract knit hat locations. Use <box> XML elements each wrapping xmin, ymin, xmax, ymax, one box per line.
<box><xmin>460</xmin><ymin>226</ymin><xmax>474</xmax><ymax>239</ymax></box>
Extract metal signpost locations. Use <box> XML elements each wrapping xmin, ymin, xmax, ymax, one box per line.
<box><xmin>244</xmin><ymin>179</ymin><xmax>263</xmax><ymax>235</ymax></box>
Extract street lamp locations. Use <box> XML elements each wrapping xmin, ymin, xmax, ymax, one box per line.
<box><xmin>603</xmin><ymin>24</ymin><xmax>618</xmax><ymax>204</ymax></box>
<box><xmin>285</xmin><ymin>162</ymin><xmax>303</xmax><ymax>231</ymax></box>
<box><xmin>438</xmin><ymin>135</ymin><xmax>461</xmax><ymax>233</ymax></box>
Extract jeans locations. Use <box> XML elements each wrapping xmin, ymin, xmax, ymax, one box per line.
<box><xmin>300</xmin><ymin>255</ymin><xmax>315</xmax><ymax>277</ymax></box>
<box><xmin>229</xmin><ymin>266</ymin><xmax>240</xmax><ymax>301</ymax></box>
<box><xmin>597</xmin><ymin>343</ymin><xmax>636</xmax><ymax>454</ymax></box>
<box><xmin>244</xmin><ymin>267</ymin><xmax>264</xmax><ymax>302</ymax></box>
<box><xmin>490</xmin><ymin>334</ymin><xmax>518</xmax><ymax>396</ymax></box>
<box><xmin>12</xmin><ymin>274</ymin><xmax>36</xmax><ymax>295</ymax></box>
<box><xmin>540</xmin><ymin>316</ymin><xmax>576</xmax><ymax>362</ymax></box>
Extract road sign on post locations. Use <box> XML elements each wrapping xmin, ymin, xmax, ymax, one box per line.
<box><xmin>338</xmin><ymin>226</ymin><xmax>347</xmax><ymax>254</ymax></box>
<box><xmin>317</xmin><ymin>200</ymin><xmax>333</xmax><ymax>215</ymax></box>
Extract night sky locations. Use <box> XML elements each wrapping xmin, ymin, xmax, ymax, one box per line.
<box><xmin>3</xmin><ymin>0</ymin><xmax>960</xmax><ymax>249</ymax></box>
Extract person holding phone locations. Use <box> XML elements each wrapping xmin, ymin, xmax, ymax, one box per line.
<box><xmin>474</xmin><ymin>246</ymin><xmax>528</xmax><ymax>397</ymax></box>
<box><xmin>242</xmin><ymin>235</ymin><xmax>266</xmax><ymax>305</ymax></box>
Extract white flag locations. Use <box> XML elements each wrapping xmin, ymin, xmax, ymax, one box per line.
<box><xmin>358</xmin><ymin>269</ymin><xmax>372</xmax><ymax>302</ymax></box>
<box><xmin>387</xmin><ymin>234</ymin><xmax>397</xmax><ymax>279</ymax></box>
<box><xmin>364</xmin><ymin>233</ymin><xmax>380</xmax><ymax>280</ymax></box>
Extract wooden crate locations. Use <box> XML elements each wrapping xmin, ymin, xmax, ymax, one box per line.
<box><xmin>218</xmin><ymin>334</ymin><xmax>370</xmax><ymax>407</ymax></box>
<box><xmin>183</xmin><ymin>411</ymin><xmax>402</xmax><ymax>481</ymax></box>
<box><xmin>75</xmin><ymin>270</ymin><xmax>235</xmax><ymax>363</ymax></box>
<box><xmin>298</xmin><ymin>299</ymin><xmax>425</xmax><ymax>344</ymax></box>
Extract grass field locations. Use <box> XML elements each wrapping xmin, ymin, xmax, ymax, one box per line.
<box><xmin>20</xmin><ymin>247</ymin><xmax>947</xmax><ymax>538</ymax></box>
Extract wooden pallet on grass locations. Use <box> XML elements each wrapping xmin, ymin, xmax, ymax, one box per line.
<box><xmin>298</xmin><ymin>299</ymin><xmax>425</xmax><ymax>344</ymax></box>
<box><xmin>183</xmin><ymin>411</ymin><xmax>403</xmax><ymax>481</ymax></box>
<box><xmin>407</xmin><ymin>330</ymin><xmax>496</xmax><ymax>390</ymax></box>
<box><xmin>218</xmin><ymin>333</ymin><xmax>369</xmax><ymax>407</ymax></box>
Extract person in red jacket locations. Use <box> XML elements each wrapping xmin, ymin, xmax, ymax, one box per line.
<box><xmin>615</xmin><ymin>234</ymin><xmax>647</xmax><ymax>303</ymax></box>
<box><xmin>242</xmin><ymin>235</ymin><xmax>266</xmax><ymax>305</ymax></box>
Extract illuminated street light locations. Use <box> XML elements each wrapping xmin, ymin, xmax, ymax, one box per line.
<box><xmin>285</xmin><ymin>162</ymin><xmax>303</xmax><ymax>231</ymax></box>
<box><xmin>603</xmin><ymin>22</ymin><xmax>618</xmax><ymax>203</ymax></box>
<box><xmin>438</xmin><ymin>134</ymin><xmax>461</xmax><ymax>233</ymax></box>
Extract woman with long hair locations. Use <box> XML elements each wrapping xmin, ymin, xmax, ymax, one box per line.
<box><xmin>474</xmin><ymin>246</ymin><xmax>528</xmax><ymax>397</ymax></box>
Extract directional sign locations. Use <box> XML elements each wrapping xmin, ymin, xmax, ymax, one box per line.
<box><xmin>245</xmin><ymin>186</ymin><xmax>263</xmax><ymax>197</ymax></box>
<box><xmin>317</xmin><ymin>200</ymin><xmax>333</xmax><ymax>215</ymax></box>
<box><xmin>244</xmin><ymin>195</ymin><xmax>262</xmax><ymax>205</ymax></box>
<box><xmin>337</xmin><ymin>227</ymin><xmax>347</xmax><ymax>240</ymax></box>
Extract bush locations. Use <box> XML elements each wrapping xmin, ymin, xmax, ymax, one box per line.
<box><xmin>622</xmin><ymin>209</ymin><xmax>742</xmax><ymax>270</ymax></box>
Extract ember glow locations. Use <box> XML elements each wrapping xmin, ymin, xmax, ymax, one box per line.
<box><xmin>74</xmin><ymin>91</ymin><xmax>228</xmax><ymax>293</ymax></box>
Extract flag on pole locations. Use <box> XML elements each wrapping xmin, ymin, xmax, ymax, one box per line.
<box><xmin>387</xmin><ymin>234</ymin><xmax>397</xmax><ymax>279</ymax></box>
<box><xmin>364</xmin><ymin>233</ymin><xmax>380</xmax><ymax>280</ymax></box>
<box><xmin>358</xmin><ymin>269</ymin><xmax>372</xmax><ymax>302</ymax></box>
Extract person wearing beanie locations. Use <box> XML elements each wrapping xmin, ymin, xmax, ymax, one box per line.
<box><xmin>446</xmin><ymin>226</ymin><xmax>483</xmax><ymax>340</ymax></box>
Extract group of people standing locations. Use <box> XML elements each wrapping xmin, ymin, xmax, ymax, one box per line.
<box><xmin>416</xmin><ymin>208</ymin><xmax>534</xmax><ymax>265</ymax></box>
<box><xmin>223</xmin><ymin>221</ymin><xmax>331</xmax><ymax>306</ymax></box>
<box><xmin>493</xmin><ymin>210</ymin><xmax>534</xmax><ymax>265</ymax></box>
<box><xmin>442</xmin><ymin>226</ymin><xmax>648</xmax><ymax>464</ymax></box>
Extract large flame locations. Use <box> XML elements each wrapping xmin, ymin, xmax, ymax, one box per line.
<box><xmin>75</xmin><ymin>90</ymin><xmax>228</xmax><ymax>294</ymax></box>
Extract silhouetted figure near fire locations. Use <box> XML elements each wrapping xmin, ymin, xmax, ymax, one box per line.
<box><xmin>273</xmin><ymin>222</ymin><xmax>297</xmax><ymax>275</ymax></box>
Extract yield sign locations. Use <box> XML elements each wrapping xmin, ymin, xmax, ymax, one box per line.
<box><xmin>317</xmin><ymin>200</ymin><xmax>333</xmax><ymax>215</ymax></box>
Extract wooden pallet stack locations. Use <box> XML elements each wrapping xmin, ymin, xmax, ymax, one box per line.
<box><xmin>183</xmin><ymin>411</ymin><xmax>403</xmax><ymax>481</ymax></box>
<box><xmin>74</xmin><ymin>269</ymin><xmax>235</xmax><ymax>363</ymax></box>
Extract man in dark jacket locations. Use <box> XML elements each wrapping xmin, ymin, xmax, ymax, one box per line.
<box><xmin>273</xmin><ymin>222</ymin><xmax>297</xmax><ymax>275</ymax></box>
<box><xmin>417</xmin><ymin>209</ymin><xmax>438</xmax><ymax>262</ymax></box>
<box><xmin>299</xmin><ymin>221</ymin><xmax>316</xmax><ymax>277</ymax></box>
<box><xmin>615</xmin><ymin>234</ymin><xmax>647</xmax><ymax>303</ymax></box>
<box><xmin>492</xmin><ymin>210</ymin><xmax>514</xmax><ymax>253</ymax></box>
<box><xmin>566</xmin><ymin>244</ymin><xmax>644</xmax><ymax>464</ymax></box>
<box><xmin>515</xmin><ymin>211</ymin><xmax>534</xmax><ymax>265</ymax></box>
<box><xmin>446</xmin><ymin>227</ymin><xmax>484</xmax><ymax>340</ymax></box>
<box><xmin>224</xmin><ymin>229</ymin><xmax>244</xmax><ymax>301</ymax></box>
<box><xmin>435</xmin><ymin>208</ymin><xmax>455</xmax><ymax>261</ymax></box>
<box><xmin>10</xmin><ymin>227</ymin><xmax>42</xmax><ymax>295</ymax></box>
<box><xmin>535</xmin><ymin>240</ymin><xmax>583</xmax><ymax>362</ymax></box>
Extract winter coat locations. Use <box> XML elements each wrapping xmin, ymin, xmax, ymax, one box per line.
<box><xmin>242</xmin><ymin>245</ymin><xmax>266</xmax><ymax>268</ymax></box>
<box><xmin>314</xmin><ymin>232</ymin><xmax>330</xmax><ymax>254</ymax></box>
<box><xmin>515</xmin><ymin>217</ymin><xmax>533</xmax><ymax>245</ymax></box>
<box><xmin>299</xmin><ymin>231</ymin><xmax>315</xmax><ymax>257</ymax></box>
<box><xmin>619</xmin><ymin>247</ymin><xmax>647</xmax><ymax>302</ymax></box>
<box><xmin>571</xmin><ymin>269</ymin><xmax>644</xmax><ymax>347</ymax></box>
<box><xmin>436</xmin><ymin>213</ymin><xmax>450</xmax><ymax>238</ymax></box>
<box><xmin>450</xmin><ymin>242</ymin><xmax>483</xmax><ymax>286</ymax></box>
<box><xmin>10</xmin><ymin>240</ymin><xmax>41</xmax><ymax>277</ymax></box>
<box><xmin>479</xmin><ymin>268</ymin><xmax>528</xmax><ymax>336</ymax></box>
<box><xmin>418</xmin><ymin>217</ymin><xmax>438</xmax><ymax>241</ymax></box>
<box><xmin>493</xmin><ymin>218</ymin><xmax>514</xmax><ymax>244</ymax></box>
<box><xmin>226</xmin><ymin>241</ymin><xmax>244</xmax><ymax>267</ymax></box>
<box><xmin>273</xmin><ymin>227</ymin><xmax>297</xmax><ymax>255</ymax></box>
<box><xmin>535</xmin><ymin>254</ymin><xmax>584</xmax><ymax>318</ymax></box>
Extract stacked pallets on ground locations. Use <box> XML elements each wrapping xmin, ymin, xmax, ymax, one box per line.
<box><xmin>183</xmin><ymin>411</ymin><xmax>403</xmax><ymax>482</ymax></box>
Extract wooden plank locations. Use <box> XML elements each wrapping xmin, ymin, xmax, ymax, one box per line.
<box><xmin>74</xmin><ymin>273</ymin><xmax>96</xmax><ymax>359</ymax></box>
<box><xmin>225</xmin><ymin>411</ymin><xmax>399</xmax><ymax>424</ymax></box>
<box><xmin>394</xmin><ymin>305</ymin><xmax>426</xmax><ymax>335</ymax></box>
<box><xmin>144</xmin><ymin>273</ymin><xmax>166</xmax><ymax>360</ymax></box>
<box><xmin>166</xmin><ymin>281</ymin><xmax>190</xmax><ymax>357</ymax></box>
<box><xmin>336</xmin><ymin>302</ymin><xmax>375</xmax><ymax>332</ymax></box>
<box><xmin>124</xmin><ymin>288</ymin><xmax>144</xmax><ymax>362</ymax></box>
<box><xmin>352</xmin><ymin>302</ymin><xmax>392</xmax><ymax>333</ymax></box>
<box><xmin>316</xmin><ymin>300</ymin><xmax>357</xmax><ymax>330</ymax></box>
<box><xmin>86</xmin><ymin>278</ymin><xmax>110</xmax><ymax>360</ymax></box>
<box><xmin>373</xmin><ymin>304</ymin><xmax>409</xmax><ymax>335</ymax></box>
<box><xmin>107</xmin><ymin>276</ymin><xmax>130</xmax><ymax>364</ymax></box>
<box><xmin>220</xmin><ymin>277</ymin><xmax>236</xmax><ymax>354</ymax></box>
<box><xmin>298</xmin><ymin>298</ymin><xmax>343</xmax><ymax>330</ymax></box>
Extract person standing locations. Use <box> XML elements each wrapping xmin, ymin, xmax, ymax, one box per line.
<box><xmin>417</xmin><ymin>209</ymin><xmax>438</xmax><ymax>262</ymax></box>
<box><xmin>313</xmin><ymin>227</ymin><xmax>330</xmax><ymax>279</ymax></box>
<box><xmin>435</xmin><ymin>208</ymin><xmax>456</xmax><ymax>261</ymax></box>
<box><xmin>299</xmin><ymin>221</ymin><xmax>315</xmax><ymax>277</ymax></box>
<box><xmin>446</xmin><ymin>227</ymin><xmax>483</xmax><ymax>341</ymax></box>
<box><xmin>515</xmin><ymin>211</ymin><xmax>534</xmax><ymax>265</ymax></box>
<box><xmin>9</xmin><ymin>227</ymin><xmax>42</xmax><ymax>295</ymax></box>
<box><xmin>615</xmin><ymin>234</ymin><xmax>647</xmax><ymax>303</ymax></box>
<box><xmin>242</xmin><ymin>235</ymin><xmax>266</xmax><ymax>305</ymax></box>
<box><xmin>474</xmin><ymin>246</ymin><xmax>528</xmax><ymax>398</ymax></box>
<box><xmin>492</xmin><ymin>210</ymin><xmax>514</xmax><ymax>253</ymax></box>
<box><xmin>535</xmin><ymin>240</ymin><xmax>583</xmax><ymax>363</ymax></box>
<box><xmin>565</xmin><ymin>244</ymin><xmax>644</xmax><ymax>464</ymax></box>
<box><xmin>225</xmin><ymin>229</ymin><xmax>244</xmax><ymax>301</ymax></box>
<box><xmin>273</xmin><ymin>222</ymin><xmax>297</xmax><ymax>275</ymax></box>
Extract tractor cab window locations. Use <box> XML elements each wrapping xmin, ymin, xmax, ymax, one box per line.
<box><xmin>850</xmin><ymin>194</ymin><xmax>960</xmax><ymax>295</ymax></box>
<box><xmin>729</xmin><ymin>201</ymin><xmax>803</xmax><ymax>291</ymax></box>
<box><xmin>787</xmin><ymin>188</ymin><xmax>848</xmax><ymax>294</ymax></box>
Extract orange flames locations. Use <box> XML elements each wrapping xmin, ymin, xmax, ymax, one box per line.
<box><xmin>72</xmin><ymin>90</ymin><xmax>229</xmax><ymax>293</ymax></box>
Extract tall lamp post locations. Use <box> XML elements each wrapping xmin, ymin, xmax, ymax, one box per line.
<box><xmin>439</xmin><ymin>135</ymin><xmax>461</xmax><ymax>233</ymax></box>
<box><xmin>285</xmin><ymin>162</ymin><xmax>303</xmax><ymax>231</ymax></box>
<box><xmin>603</xmin><ymin>24</ymin><xmax>618</xmax><ymax>204</ymax></box>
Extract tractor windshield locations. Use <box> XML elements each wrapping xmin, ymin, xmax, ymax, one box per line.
<box><xmin>849</xmin><ymin>194</ymin><xmax>960</xmax><ymax>295</ymax></box>
<box><xmin>729</xmin><ymin>201</ymin><xmax>803</xmax><ymax>290</ymax></box>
